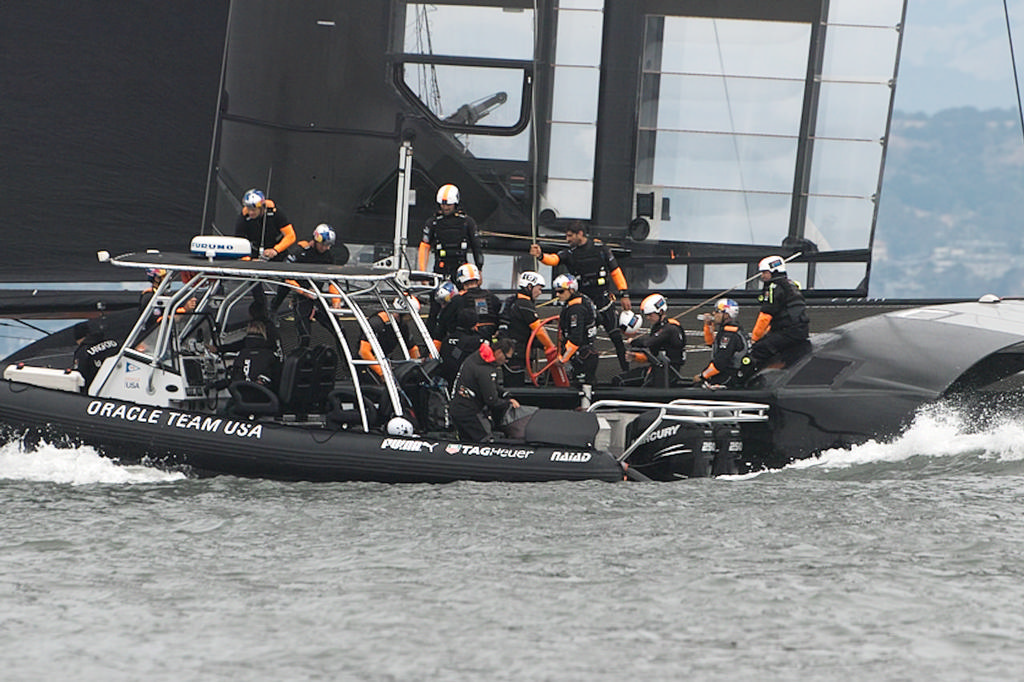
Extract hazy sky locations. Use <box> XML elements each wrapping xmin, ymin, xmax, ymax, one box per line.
<box><xmin>896</xmin><ymin>0</ymin><xmax>1024</xmax><ymax>113</ymax></box>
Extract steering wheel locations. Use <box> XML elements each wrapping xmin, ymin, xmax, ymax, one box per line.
<box><xmin>525</xmin><ymin>314</ymin><xmax>562</xmax><ymax>387</ymax></box>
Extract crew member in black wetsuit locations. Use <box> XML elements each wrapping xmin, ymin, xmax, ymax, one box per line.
<box><xmin>552</xmin><ymin>274</ymin><xmax>599</xmax><ymax>386</ymax></box>
<box><xmin>694</xmin><ymin>298</ymin><xmax>749</xmax><ymax>387</ymax></box>
<box><xmin>72</xmin><ymin>320</ymin><xmax>119</xmax><ymax>391</ymax></box>
<box><xmin>434</xmin><ymin>263</ymin><xmax>501</xmax><ymax>385</ymax></box>
<box><xmin>617</xmin><ymin>293</ymin><xmax>686</xmax><ymax>387</ymax></box>
<box><xmin>738</xmin><ymin>255</ymin><xmax>810</xmax><ymax>381</ymax></box>
<box><xmin>449</xmin><ymin>337</ymin><xmax>520</xmax><ymax>442</ymax></box>
<box><xmin>229</xmin><ymin>319</ymin><xmax>281</xmax><ymax>391</ymax></box>
<box><xmin>530</xmin><ymin>220</ymin><xmax>632</xmax><ymax>372</ymax></box>
<box><xmin>497</xmin><ymin>271</ymin><xmax>557</xmax><ymax>387</ymax></box>
<box><xmin>419</xmin><ymin>184</ymin><xmax>484</xmax><ymax>329</ymax></box>
<box><xmin>358</xmin><ymin>296</ymin><xmax>423</xmax><ymax>379</ymax></box>
<box><xmin>234</xmin><ymin>188</ymin><xmax>296</xmax><ymax>262</ymax></box>
<box><xmin>273</xmin><ymin>224</ymin><xmax>342</xmax><ymax>347</ymax></box>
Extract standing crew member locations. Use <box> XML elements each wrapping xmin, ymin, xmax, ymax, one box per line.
<box><xmin>449</xmin><ymin>338</ymin><xmax>520</xmax><ymax>442</ymax></box>
<box><xmin>234</xmin><ymin>188</ymin><xmax>296</xmax><ymax>261</ymax></box>
<box><xmin>434</xmin><ymin>263</ymin><xmax>501</xmax><ymax>384</ymax></box>
<box><xmin>419</xmin><ymin>184</ymin><xmax>484</xmax><ymax>328</ymax></box>
<box><xmin>552</xmin><ymin>274</ymin><xmax>599</xmax><ymax>386</ymax></box>
<box><xmin>497</xmin><ymin>271</ymin><xmax>558</xmax><ymax>386</ymax></box>
<box><xmin>739</xmin><ymin>255</ymin><xmax>810</xmax><ymax>381</ymax></box>
<box><xmin>529</xmin><ymin>221</ymin><xmax>632</xmax><ymax>371</ymax></box>
<box><xmin>619</xmin><ymin>293</ymin><xmax>686</xmax><ymax>387</ymax></box>
<box><xmin>693</xmin><ymin>298</ymin><xmax>749</xmax><ymax>387</ymax></box>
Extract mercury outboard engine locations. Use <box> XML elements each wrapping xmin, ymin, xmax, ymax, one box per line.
<box><xmin>624</xmin><ymin>410</ymin><xmax>717</xmax><ymax>480</ymax></box>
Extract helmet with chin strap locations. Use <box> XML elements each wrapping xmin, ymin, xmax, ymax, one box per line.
<box><xmin>715</xmin><ymin>298</ymin><xmax>739</xmax><ymax>319</ymax></box>
<box><xmin>242</xmin><ymin>189</ymin><xmax>265</xmax><ymax>209</ymax></box>
<box><xmin>517</xmin><ymin>271</ymin><xmax>545</xmax><ymax>290</ymax></box>
<box><xmin>640</xmin><ymin>293</ymin><xmax>667</xmax><ymax>316</ymax></box>
<box><xmin>312</xmin><ymin>224</ymin><xmax>336</xmax><ymax>246</ymax></box>
<box><xmin>552</xmin><ymin>273</ymin><xmax>578</xmax><ymax>293</ymax></box>
<box><xmin>758</xmin><ymin>255</ymin><xmax>786</xmax><ymax>273</ymax></box>
<box><xmin>436</xmin><ymin>184</ymin><xmax>460</xmax><ymax>205</ymax></box>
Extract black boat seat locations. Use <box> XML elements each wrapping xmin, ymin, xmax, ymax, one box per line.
<box><xmin>326</xmin><ymin>386</ymin><xmax>380</xmax><ymax>429</ymax></box>
<box><xmin>278</xmin><ymin>345</ymin><xmax>337</xmax><ymax>414</ymax></box>
<box><xmin>227</xmin><ymin>381</ymin><xmax>280</xmax><ymax>418</ymax></box>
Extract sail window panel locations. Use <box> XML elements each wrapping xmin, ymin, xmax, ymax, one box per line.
<box><xmin>655</xmin><ymin>187</ymin><xmax>792</xmax><ymax>246</ymax></box>
<box><xmin>658</xmin><ymin>17</ymin><xmax>810</xmax><ymax>80</ymax></box>
<box><xmin>810</xmin><ymin>262</ymin><xmax>869</xmax><ymax>290</ymax></box>
<box><xmin>808</xmin><ymin>138</ymin><xmax>883</xmax><ymax>199</ymax></box>
<box><xmin>458</xmin><ymin>129</ymin><xmax>532</xmax><ymax>161</ymax></box>
<box><xmin>403</xmin><ymin>4</ymin><xmax>534</xmax><ymax>60</ymax></box>
<box><xmin>401</xmin><ymin>63</ymin><xmax>525</xmax><ymax>128</ymax></box>
<box><xmin>816</xmin><ymin>81</ymin><xmax>892</xmax><ymax>141</ymax></box>
<box><xmin>650</xmin><ymin>131</ymin><xmax>798</xmax><ymax>194</ymax></box>
<box><xmin>544</xmin><ymin>179</ymin><xmax>594</xmax><ymax>219</ymax></box>
<box><xmin>554</xmin><ymin>8</ymin><xmax>603</xmax><ymax>67</ymax></box>
<box><xmin>559</xmin><ymin>0</ymin><xmax>604</xmax><ymax>10</ymax></box>
<box><xmin>549</xmin><ymin>123</ymin><xmax>597</xmax><ymax>180</ymax></box>
<box><xmin>804</xmin><ymin>195</ymin><xmax>876</xmax><ymax>250</ymax></box>
<box><xmin>703</xmin><ymin>263</ymin><xmax>750</xmax><ymax>292</ymax></box>
<box><xmin>827</xmin><ymin>0</ymin><xmax>905</xmax><ymax>28</ymax></box>
<box><xmin>646</xmin><ymin>73</ymin><xmax>805</xmax><ymax>137</ymax></box>
<box><xmin>821</xmin><ymin>24</ymin><xmax>900</xmax><ymax>83</ymax></box>
<box><xmin>552</xmin><ymin>67</ymin><xmax>600</xmax><ymax>124</ymax></box>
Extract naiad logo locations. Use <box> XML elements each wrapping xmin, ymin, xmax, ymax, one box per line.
<box><xmin>380</xmin><ymin>438</ymin><xmax>438</xmax><ymax>453</ymax></box>
<box><xmin>549</xmin><ymin>450</ymin><xmax>592</xmax><ymax>463</ymax></box>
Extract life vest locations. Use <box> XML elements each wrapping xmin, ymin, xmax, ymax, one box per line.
<box><xmin>455</xmin><ymin>287</ymin><xmax>498</xmax><ymax>336</ymax></box>
<box><xmin>429</xmin><ymin>213</ymin><xmax>471</xmax><ymax>271</ymax></box>
<box><xmin>570</xmin><ymin>242</ymin><xmax>609</xmax><ymax>291</ymax></box>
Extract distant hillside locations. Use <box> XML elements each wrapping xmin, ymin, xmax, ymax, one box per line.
<box><xmin>873</xmin><ymin>108</ymin><xmax>1024</xmax><ymax>298</ymax></box>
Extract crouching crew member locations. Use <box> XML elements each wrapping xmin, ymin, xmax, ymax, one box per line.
<box><xmin>738</xmin><ymin>255</ymin><xmax>809</xmax><ymax>381</ymax></box>
<box><xmin>530</xmin><ymin>220</ymin><xmax>632</xmax><ymax>371</ymax></box>
<box><xmin>359</xmin><ymin>296</ymin><xmax>423</xmax><ymax>378</ymax></box>
<box><xmin>552</xmin><ymin>274</ymin><xmax>599</xmax><ymax>386</ymax></box>
<box><xmin>274</xmin><ymin>224</ymin><xmax>343</xmax><ymax>347</ymax></box>
<box><xmin>497</xmin><ymin>271</ymin><xmax>558</xmax><ymax>386</ymax></box>
<box><xmin>694</xmin><ymin>298</ymin><xmax>749</xmax><ymax>387</ymax></box>
<box><xmin>449</xmin><ymin>338</ymin><xmax>520</xmax><ymax>442</ymax></box>
<box><xmin>619</xmin><ymin>293</ymin><xmax>686</xmax><ymax>387</ymax></box>
<box><xmin>435</xmin><ymin>263</ymin><xmax>501</xmax><ymax>385</ymax></box>
<box><xmin>234</xmin><ymin>188</ymin><xmax>296</xmax><ymax>262</ymax></box>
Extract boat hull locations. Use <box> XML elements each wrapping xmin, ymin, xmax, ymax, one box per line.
<box><xmin>0</xmin><ymin>381</ymin><xmax>624</xmax><ymax>483</ymax></box>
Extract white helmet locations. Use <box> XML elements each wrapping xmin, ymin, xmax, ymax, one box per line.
<box><xmin>436</xmin><ymin>184</ymin><xmax>460</xmax><ymax>205</ymax></box>
<box><xmin>640</xmin><ymin>293</ymin><xmax>667</xmax><ymax>316</ymax></box>
<box><xmin>552</xmin><ymin>273</ymin><xmax>578</xmax><ymax>293</ymax></box>
<box><xmin>386</xmin><ymin>416</ymin><xmax>416</xmax><ymax>436</ymax></box>
<box><xmin>434</xmin><ymin>281</ymin><xmax>459</xmax><ymax>304</ymax></box>
<box><xmin>393</xmin><ymin>294</ymin><xmax>421</xmax><ymax>313</ymax></box>
<box><xmin>242</xmin><ymin>188</ymin><xmax>265</xmax><ymax>209</ymax></box>
<box><xmin>456</xmin><ymin>263</ymin><xmax>481</xmax><ymax>285</ymax></box>
<box><xmin>313</xmin><ymin>223</ymin><xmax>336</xmax><ymax>246</ymax></box>
<box><xmin>518</xmin><ymin>271</ymin><xmax>545</xmax><ymax>290</ymax></box>
<box><xmin>758</xmin><ymin>255</ymin><xmax>786</xmax><ymax>273</ymax></box>
<box><xmin>715</xmin><ymin>298</ymin><xmax>739</xmax><ymax>319</ymax></box>
<box><xmin>619</xmin><ymin>310</ymin><xmax>642</xmax><ymax>335</ymax></box>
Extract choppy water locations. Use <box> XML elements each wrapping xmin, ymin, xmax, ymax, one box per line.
<box><xmin>3</xmin><ymin>404</ymin><xmax>1024</xmax><ymax>681</ymax></box>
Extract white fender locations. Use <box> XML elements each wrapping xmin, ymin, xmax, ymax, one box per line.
<box><xmin>189</xmin><ymin>235</ymin><xmax>251</xmax><ymax>260</ymax></box>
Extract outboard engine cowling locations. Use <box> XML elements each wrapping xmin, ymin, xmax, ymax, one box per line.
<box><xmin>624</xmin><ymin>410</ymin><xmax>716</xmax><ymax>481</ymax></box>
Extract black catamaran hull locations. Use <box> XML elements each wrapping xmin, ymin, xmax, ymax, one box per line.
<box><xmin>0</xmin><ymin>382</ymin><xmax>624</xmax><ymax>483</ymax></box>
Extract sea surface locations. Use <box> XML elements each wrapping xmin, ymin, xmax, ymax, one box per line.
<box><xmin>3</xmin><ymin>403</ymin><xmax>1024</xmax><ymax>682</ymax></box>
